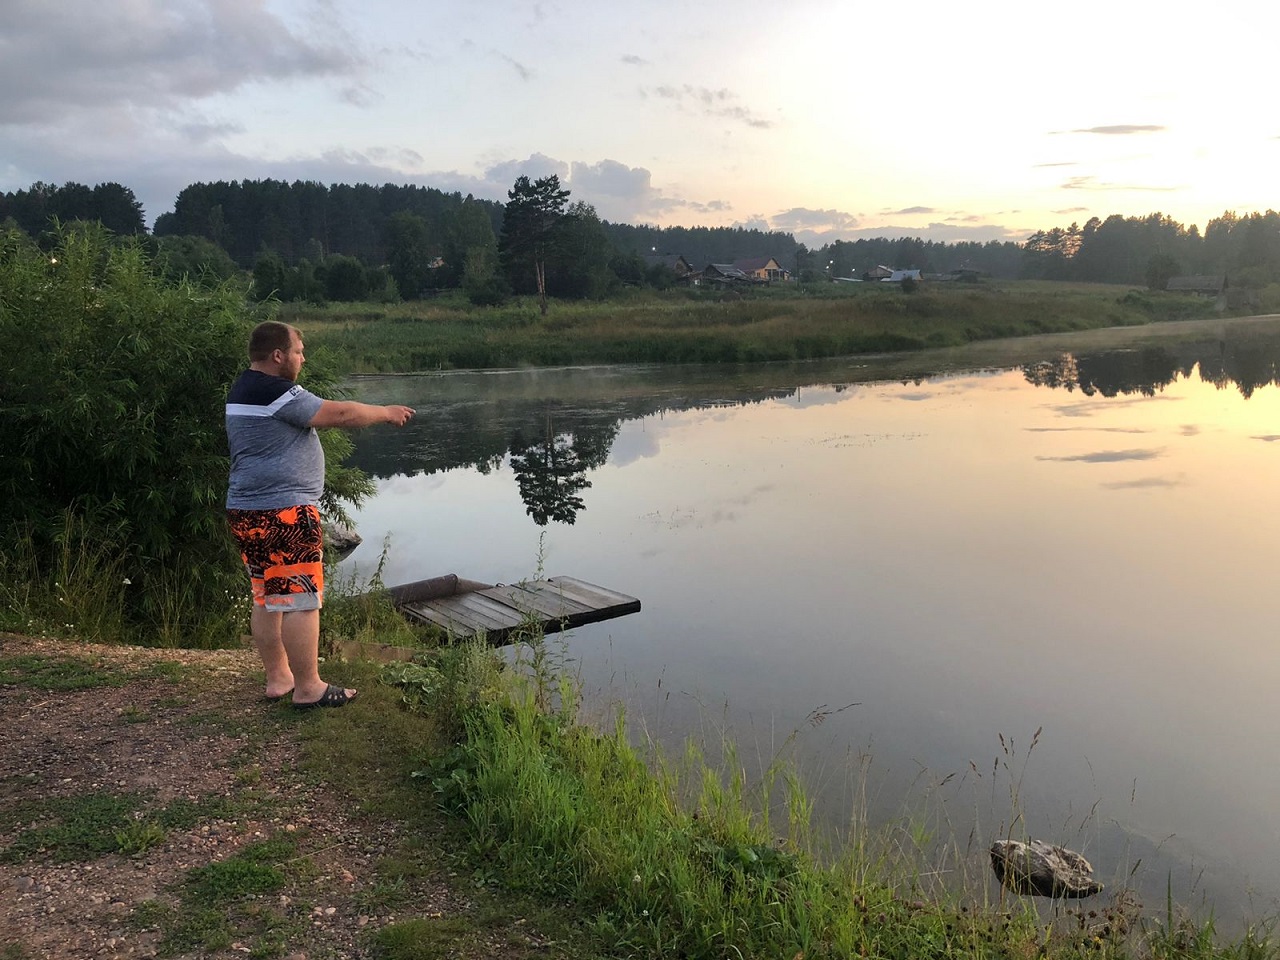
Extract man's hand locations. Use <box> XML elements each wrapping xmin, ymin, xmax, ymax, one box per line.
<box><xmin>384</xmin><ymin>405</ymin><xmax>415</xmax><ymax>427</ymax></box>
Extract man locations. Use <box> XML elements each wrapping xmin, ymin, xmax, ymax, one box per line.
<box><xmin>225</xmin><ymin>320</ymin><xmax>415</xmax><ymax>708</ymax></box>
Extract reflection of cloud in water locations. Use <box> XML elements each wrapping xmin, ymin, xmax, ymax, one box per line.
<box><xmin>1251</xmin><ymin>435</ymin><xmax>1280</xmax><ymax>442</ymax></box>
<box><xmin>1102</xmin><ymin>476</ymin><xmax>1187</xmax><ymax>489</ymax></box>
<box><xmin>610</xmin><ymin>423</ymin><xmax>664</xmax><ymax>466</ymax></box>
<box><xmin>640</xmin><ymin>507</ymin><xmax>698</xmax><ymax>529</ymax></box>
<box><xmin>1048</xmin><ymin>396</ymin><xmax>1180</xmax><ymax>417</ymax></box>
<box><xmin>816</xmin><ymin>432</ymin><xmax>923</xmax><ymax>448</ymax></box>
<box><xmin>379</xmin><ymin>472</ymin><xmax>447</xmax><ymax>492</ymax></box>
<box><xmin>726</xmin><ymin>483</ymin><xmax>775</xmax><ymax>506</ymax></box>
<box><xmin>896</xmin><ymin>392</ymin><xmax>934</xmax><ymax>402</ymax></box>
<box><xmin>1037</xmin><ymin>448</ymin><xmax>1163</xmax><ymax>463</ymax></box>
<box><xmin>786</xmin><ymin>387</ymin><xmax>853</xmax><ymax>409</ymax></box>
<box><xmin>1024</xmin><ymin>426</ymin><xmax>1151</xmax><ymax>434</ymax></box>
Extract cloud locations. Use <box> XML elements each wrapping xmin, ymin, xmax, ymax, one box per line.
<box><xmin>1061</xmin><ymin>176</ymin><xmax>1178</xmax><ymax>192</ymax></box>
<box><xmin>1053</xmin><ymin>206</ymin><xmax>1090</xmax><ymax>214</ymax></box>
<box><xmin>647</xmin><ymin>84</ymin><xmax>774</xmax><ymax>129</ymax></box>
<box><xmin>1024</xmin><ymin>426</ymin><xmax>1151</xmax><ymax>434</ymax></box>
<box><xmin>1035</xmin><ymin>162</ymin><xmax>1078</xmax><ymax>168</ymax></box>
<box><xmin>499</xmin><ymin>53</ymin><xmax>534</xmax><ymax>81</ymax></box>
<box><xmin>769</xmin><ymin>207</ymin><xmax>860</xmax><ymax>231</ymax></box>
<box><xmin>569</xmin><ymin>159</ymin><xmax>654</xmax><ymax>199</ymax></box>
<box><xmin>0</xmin><ymin>0</ymin><xmax>362</xmax><ymax>126</ymax></box>
<box><xmin>483</xmin><ymin>153</ymin><xmax>571</xmax><ymax>187</ymax></box>
<box><xmin>885</xmin><ymin>206</ymin><xmax>935</xmax><ymax>215</ymax></box>
<box><xmin>1036</xmin><ymin>448</ymin><xmax>1164</xmax><ymax>463</ymax></box>
<box><xmin>842</xmin><ymin>222</ymin><xmax>1027</xmax><ymax>243</ymax></box>
<box><xmin>1065</xmin><ymin>125</ymin><xmax>1166</xmax><ymax>135</ymax></box>
<box><xmin>621</xmin><ymin>54</ymin><xmax>649</xmax><ymax>66</ymax></box>
<box><xmin>1101</xmin><ymin>476</ymin><xmax>1185</xmax><ymax>489</ymax></box>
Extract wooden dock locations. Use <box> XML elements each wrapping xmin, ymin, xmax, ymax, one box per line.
<box><xmin>384</xmin><ymin>573</ymin><xmax>641</xmax><ymax>645</ymax></box>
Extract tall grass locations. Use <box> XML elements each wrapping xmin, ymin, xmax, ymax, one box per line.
<box><xmin>382</xmin><ymin>635</ymin><xmax>1279</xmax><ymax>960</ymax></box>
<box><xmin>293</xmin><ymin>283</ymin><xmax>1222</xmax><ymax>373</ymax></box>
<box><xmin>0</xmin><ymin>511</ymin><xmax>249</xmax><ymax>647</ymax></box>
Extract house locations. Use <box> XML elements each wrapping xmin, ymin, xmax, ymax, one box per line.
<box><xmin>643</xmin><ymin>253</ymin><xmax>695</xmax><ymax>279</ymax></box>
<box><xmin>732</xmin><ymin>256</ymin><xmax>791</xmax><ymax>282</ymax></box>
<box><xmin>1166</xmin><ymin>275</ymin><xmax>1226</xmax><ymax>296</ymax></box>
<box><xmin>861</xmin><ymin>265</ymin><xmax>894</xmax><ymax>281</ymax></box>
<box><xmin>882</xmin><ymin>269</ymin><xmax>923</xmax><ymax>283</ymax></box>
<box><xmin>702</xmin><ymin>263</ymin><xmax>753</xmax><ymax>285</ymax></box>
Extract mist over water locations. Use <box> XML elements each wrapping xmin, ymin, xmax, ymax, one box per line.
<box><xmin>341</xmin><ymin>317</ymin><xmax>1280</xmax><ymax>927</ymax></box>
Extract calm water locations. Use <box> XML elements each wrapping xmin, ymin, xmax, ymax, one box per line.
<box><xmin>341</xmin><ymin>316</ymin><xmax>1280</xmax><ymax>924</ymax></box>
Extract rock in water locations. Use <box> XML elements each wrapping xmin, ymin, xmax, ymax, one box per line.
<box><xmin>989</xmin><ymin>839</ymin><xmax>1103</xmax><ymax>898</ymax></box>
<box><xmin>322</xmin><ymin>521</ymin><xmax>362</xmax><ymax>558</ymax></box>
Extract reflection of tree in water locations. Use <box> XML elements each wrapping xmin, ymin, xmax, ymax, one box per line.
<box><xmin>508</xmin><ymin>415</ymin><xmax>620</xmax><ymax>525</ymax></box>
<box><xmin>1023</xmin><ymin>333</ymin><xmax>1280</xmax><ymax>399</ymax></box>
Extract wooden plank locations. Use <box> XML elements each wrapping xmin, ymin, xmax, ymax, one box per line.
<box><xmin>547</xmin><ymin>576</ymin><xmax>640</xmax><ymax>613</ymax></box>
<box><xmin>480</xmin><ymin>584</ymin><xmax>581</xmax><ymax>621</ymax></box>
<box><xmin>445</xmin><ymin>593</ymin><xmax>527</xmax><ymax>631</ymax></box>
<box><xmin>393</xmin><ymin>573</ymin><xmax>641</xmax><ymax>647</ymax></box>
<box><xmin>399</xmin><ymin>602</ymin><xmax>480</xmax><ymax>638</ymax></box>
<box><xmin>517</xmin><ymin>582</ymin><xmax>597</xmax><ymax>616</ymax></box>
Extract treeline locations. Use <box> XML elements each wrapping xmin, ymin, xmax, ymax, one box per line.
<box><xmin>1021</xmin><ymin>211</ymin><xmax>1280</xmax><ymax>293</ymax></box>
<box><xmin>0</xmin><ymin>182</ymin><xmax>146</xmax><ymax>237</ymax></box>
<box><xmin>13</xmin><ymin>178</ymin><xmax>1280</xmax><ymax>303</ymax></box>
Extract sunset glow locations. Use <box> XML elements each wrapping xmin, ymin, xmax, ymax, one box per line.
<box><xmin>5</xmin><ymin>0</ymin><xmax>1280</xmax><ymax>244</ymax></box>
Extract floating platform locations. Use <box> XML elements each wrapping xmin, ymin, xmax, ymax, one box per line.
<box><xmin>384</xmin><ymin>573</ymin><xmax>641</xmax><ymax>645</ymax></box>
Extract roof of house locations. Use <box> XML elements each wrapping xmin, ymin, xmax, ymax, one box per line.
<box><xmin>705</xmin><ymin>263</ymin><xmax>752</xmax><ymax>280</ymax></box>
<box><xmin>732</xmin><ymin>256</ymin><xmax>782</xmax><ymax>272</ymax></box>
<box><xmin>643</xmin><ymin>254</ymin><xmax>691</xmax><ymax>270</ymax></box>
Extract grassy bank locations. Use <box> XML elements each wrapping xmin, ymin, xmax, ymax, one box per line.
<box><xmin>320</xmin><ymin>615</ymin><xmax>1275</xmax><ymax>960</ymax></box>
<box><xmin>291</xmin><ymin>282</ymin><xmax>1221</xmax><ymax>373</ymax></box>
<box><xmin>5</xmin><ymin>592</ymin><xmax>1276</xmax><ymax>958</ymax></box>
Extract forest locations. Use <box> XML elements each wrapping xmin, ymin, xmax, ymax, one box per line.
<box><xmin>4</xmin><ymin>178</ymin><xmax>1280</xmax><ymax>306</ymax></box>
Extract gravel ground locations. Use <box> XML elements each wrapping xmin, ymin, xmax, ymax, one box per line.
<box><xmin>0</xmin><ymin>633</ymin><xmax>562</xmax><ymax>960</ymax></box>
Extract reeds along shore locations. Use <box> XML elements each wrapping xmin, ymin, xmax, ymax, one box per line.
<box><xmin>291</xmin><ymin>281</ymin><xmax>1221</xmax><ymax>374</ymax></box>
<box><xmin>371</xmin><ymin>623</ymin><xmax>1278</xmax><ymax>960</ymax></box>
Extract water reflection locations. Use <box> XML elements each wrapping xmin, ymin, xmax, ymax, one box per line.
<box><xmin>1023</xmin><ymin>323</ymin><xmax>1280</xmax><ymax>398</ymax></box>
<box><xmin>349</xmin><ymin>317</ymin><xmax>1280</xmax><ymax>529</ymax></box>
<box><xmin>507</xmin><ymin>418</ymin><xmax>616</xmax><ymax>525</ymax></box>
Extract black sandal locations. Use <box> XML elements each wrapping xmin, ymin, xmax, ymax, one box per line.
<box><xmin>293</xmin><ymin>683</ymin><xmax>357</xmax><ymax>709</ymax></box>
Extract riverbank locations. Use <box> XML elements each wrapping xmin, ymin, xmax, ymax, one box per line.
<box><xmin>3</xmin><ymin>631</ymin><xmax>1272</xmax><ymax>960</ymax></box>
<box><xmin>291</xmin><ymin>281</ymin><xmax>1222</xmax><ymax>373</ymax></box>
<box><xmin>0</xmin><ymin>633</ymin><xmax>594</xmax><ymax>960</ymax></box>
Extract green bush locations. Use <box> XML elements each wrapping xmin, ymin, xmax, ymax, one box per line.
<box><xmin>0</xmin><ymin>223</ymin><xmax>371</xmax><ymax>646</ymax></box>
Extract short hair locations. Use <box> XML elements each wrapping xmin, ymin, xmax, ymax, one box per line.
<box><xmin>248</xmin><ymin>321</ymin><xmax>297</xmax><ymax>361</ymax></box>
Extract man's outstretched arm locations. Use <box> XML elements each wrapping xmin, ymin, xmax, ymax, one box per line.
<box><xmin>309</xmin><ymin>400</ymin><xmax>415</xmax><ymax>430</ymax></box>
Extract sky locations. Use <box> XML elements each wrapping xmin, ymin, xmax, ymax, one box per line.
<box><xmin>4</xmin><ymin>0</ymin><xmax>1280</xmax><ymax>248</ymax></box>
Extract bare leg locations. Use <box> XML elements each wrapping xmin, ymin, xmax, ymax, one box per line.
<box><xmin>280</xmin><ymin>609</ymin><xmax>355</xmax><ymax>705</ymax></box>
<box><xmin>250</xmin><ymin>606</ymin><xmax>294</xmax><ymax>698</ymax></box>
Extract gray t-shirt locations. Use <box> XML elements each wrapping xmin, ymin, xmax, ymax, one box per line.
<box><xmin>225</xmin><ymin>370</ymin><xmax>326</xmax><ymax>509</ymax></box>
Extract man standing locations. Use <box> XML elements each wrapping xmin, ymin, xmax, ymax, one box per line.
<box><xmin>225</xmin><ymin>320</ymin><xmax>415</xmax><ymax>708</ymax></box>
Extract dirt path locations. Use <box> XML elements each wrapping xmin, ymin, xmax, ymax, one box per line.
<box><xmin>0</xmin><ymin>634</ymin><xmax>571</xmax><ymax>960</ymax></box>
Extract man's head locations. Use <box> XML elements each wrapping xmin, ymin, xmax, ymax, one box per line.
<box><xmin>248</xmin><ymin>321</ymin><xmax>305</xmax><ymax>382</ymax></box>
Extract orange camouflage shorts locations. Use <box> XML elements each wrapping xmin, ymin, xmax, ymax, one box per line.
<box><xmin>227</xmin><ymin>505</ymin><xmax>325</xmax><ymax>611</ymax></box>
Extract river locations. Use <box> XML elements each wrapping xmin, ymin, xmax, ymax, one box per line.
<box><xmin>340</xmin><ymin>315</ymin><xmax>1280</xmax><ymax>925</ymax></box>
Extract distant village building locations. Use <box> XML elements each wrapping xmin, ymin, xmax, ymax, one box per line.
<box><xmin>883</xmin><ymin>269</ymin><xmax>923</xmax><ymax>283</ymax></box>
<box><xmin>1165</xmin><ymin>275</ymin><xmax>1226</xmax><ymax>296</ymax></box>
<box><xmin>732</xmin><ymin>256</ymin><xmax>791</xmax><ymax>282</ymax></box>
<box><xmin>643</xmin><ymin>253</ymin><xmax>695</xmax><ymax>280</ymax></box>
<box><xmin>702</xmin><ymin>263</ymin><xmax>753</xmax><ymax>285</ymax></box>
<box><xmin>861</xmin><ymin>265</ymin><xmax>894</xmax><ymax>281</ymax></box>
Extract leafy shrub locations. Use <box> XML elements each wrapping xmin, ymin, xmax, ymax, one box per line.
<box><xmin>0</xmin><ymin>223</ymin><xmax>372</xmax><ymax>645</ymax></box>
